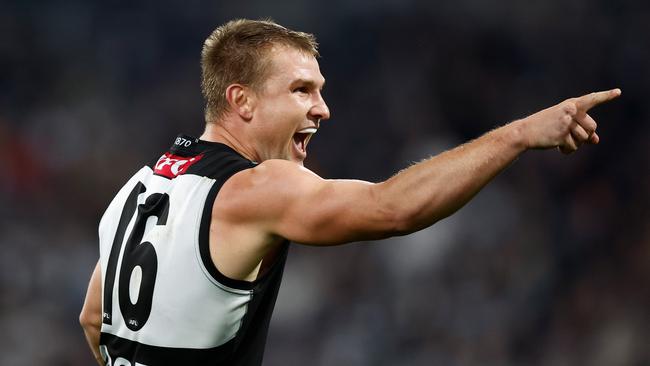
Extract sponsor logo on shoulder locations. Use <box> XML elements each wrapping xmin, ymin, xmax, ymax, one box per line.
<box><xmin>154</xmin><ymin>153</ymin><xmax>203</xmax><ymax>178</ymax></box>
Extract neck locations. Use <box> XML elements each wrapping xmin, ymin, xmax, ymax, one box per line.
<box><xmin>200</xmin><ymin>122</ymin><xmax>260</xmax><ymax>162</ymax></box>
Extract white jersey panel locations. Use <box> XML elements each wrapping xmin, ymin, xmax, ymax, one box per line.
<box><xmin>99</xmin><ymin>166</ymin><xmax>252</xmax><ymax>349</ymax></box>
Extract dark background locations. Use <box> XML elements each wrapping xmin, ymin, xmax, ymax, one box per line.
<box><xmin>1</xmin><ymin>1</ymin><xmax>648</xmax><ymax>365</ymax></box>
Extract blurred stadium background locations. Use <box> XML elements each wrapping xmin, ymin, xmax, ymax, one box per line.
<box><xmin>1</xmin><ymin>0</ymin><xmax>649</xmax><ymax>365</ymax></box>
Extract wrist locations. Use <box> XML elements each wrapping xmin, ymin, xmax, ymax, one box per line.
<box><xmin>506</xmin><ymin>119</ymin><xmax>530</xmax><ymax>152</ymax></box>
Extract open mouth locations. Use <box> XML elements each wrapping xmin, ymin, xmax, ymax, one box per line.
<box><xmin>292</xmin><ymin>127</ymin><xmax>318</xmax><ymax>156</ymax></box>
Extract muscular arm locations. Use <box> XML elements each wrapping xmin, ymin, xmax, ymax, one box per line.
<box><xmin>79</xmin><ymin>261</ymin><xmax>105</xmax><ymax>366</ymax></box>
<box><xmin>376</xmin><ymin>121</ymin><xmax>526</xmax><ymax>233</ymax></box>
<box><xmin>216</xmin><ymin>89</ymin><xmax>620</xmax><ymax>249</ymax></box>
<box><xmin>221</xmin><ymin>123</ymin><xmax>524</xmax><ymax>246</ymax></box>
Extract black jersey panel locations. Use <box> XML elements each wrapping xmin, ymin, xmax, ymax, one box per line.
<box><xmin>100</xmin><ymin>332</ymin><xmax>236</xmax><ymax>365</ymax></box>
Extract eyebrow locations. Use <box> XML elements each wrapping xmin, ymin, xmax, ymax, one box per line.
<box><xmin>291</xmin><ymin>78</ymin><xmax>326</xmax><ymax>90</ymax></box>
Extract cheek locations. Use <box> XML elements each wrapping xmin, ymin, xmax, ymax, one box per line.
<box><xmin>255</xmin><ymin>96</ymin><xmax>304</xmax><ymax>144</ymax></box>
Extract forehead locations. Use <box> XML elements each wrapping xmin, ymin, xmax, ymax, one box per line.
<box><xmin>264</xmin><ymin>45</ymin><xmax>325</xmax><ymax>87</ymax></box>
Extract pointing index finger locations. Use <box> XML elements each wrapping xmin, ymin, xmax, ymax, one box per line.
<box><xmin>575</xmin><ymin>88</ymin><xmax>622</xmax><ymax>112</ymax></box>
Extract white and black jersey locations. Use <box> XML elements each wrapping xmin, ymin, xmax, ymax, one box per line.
<box><xmin>98</xmin><ymin>135</ymin><xmax>289</xmax><ymax>366</ymax></box>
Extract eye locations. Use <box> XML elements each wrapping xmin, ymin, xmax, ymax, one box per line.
<box><xmin>292</xmin><ymin>86</ymin><xmax>309</xmax><ymax>94</ymax></box>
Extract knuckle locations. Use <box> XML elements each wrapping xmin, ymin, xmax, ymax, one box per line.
<box><xmin>580</xmin><ymin>118</ymin><xmax>597</xmax><ymax>134</ymax></box>
<box><xmin>565</xmin><ymin>135</ymin><xmax>577</xmax><ymax>148</ymax></box>
<box><xmin>560</xmin><ymin>145</ymin><xmax>575</xmax><ymax>154</ymax></box>
<box><xmin>588</xmin><ymin>120</ymin><xmax>598</xmax><ymax>133</ymax></box>
<box><xmin>562</xmin><ymin>101</ymin><xmax>578</xmax><ymax>115</ymax></box>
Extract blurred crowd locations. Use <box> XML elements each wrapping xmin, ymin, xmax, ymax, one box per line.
<box><xmin>1</xmin><ymin>0</ymin><xmax>648</xmax><ymax>365</ymax></box>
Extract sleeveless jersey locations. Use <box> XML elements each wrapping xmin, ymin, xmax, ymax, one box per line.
<box><xmin>97</xmin><ymin>135</ymin><xmax>289</xmax><ymax>365</ymax></box>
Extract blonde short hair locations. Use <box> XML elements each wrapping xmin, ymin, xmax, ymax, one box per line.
<box><xmin>200</xmin><ymin>19</ymin><xmax>319</xmax><ymax>122</ymax></box>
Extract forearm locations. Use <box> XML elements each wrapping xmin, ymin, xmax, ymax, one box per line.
<box><xmin>80</xmin><ymin>261</ymin><xmax>105</xmax><ymax>365</ymax></box>
<box><xmin>377</xmin><ymin>121</ymin><xmax>527</xmax><ymax>233</ymax></box>
<box><xmin>261</xmin><ymin>90</ymin><xmax>617</xmax><ymax>245</ymax></box>
<box><xmin>81</xmin><ymin>322</ymin><xmax>104</xmax><ymax>365</ymax></box>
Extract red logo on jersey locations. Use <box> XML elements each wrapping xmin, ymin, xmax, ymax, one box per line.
<box><xmin>154</xmin><ymin>153</ymin><xmax>203</xmax><ymax>178</ymax></box>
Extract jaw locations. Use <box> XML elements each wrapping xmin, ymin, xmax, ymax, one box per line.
<box><xmin>254</xmin><ymin>129</ymin><xmax>314</xmax><ymax>164</ymax></box>
<box><xmin>291</xmin><ymin>133</ymin><xmax>307</xmax><ymax>161</ymax></box>
<box><xmin>289</xmin><ymin>139</ymin><xmax>306</xmax><ymax>164</ymax></box>
<box><xmin>290</xmin><ymin>130</ymin><xmax>316</xmax><ymax>163</ymax></box>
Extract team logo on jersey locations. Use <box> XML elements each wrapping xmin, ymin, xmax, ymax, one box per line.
<box><xmin>154</xmin><ymin>153</ymin><xmax>203</xmax><ymax>178</ymax></box>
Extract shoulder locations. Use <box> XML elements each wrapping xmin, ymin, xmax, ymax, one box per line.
<box><xmin>228</xmin><ymin>159</ymin><xmax>321</xmax><ymax>192</ymax></box>
<box><xmin>212</xmin><ymin>159</ymin><xmax>322</xmax><ymax>222</ymax></box>
<box><xmin>251</xmin><ymin>159</ymin><xmax>319</xmax><ymax>180</ymax></box>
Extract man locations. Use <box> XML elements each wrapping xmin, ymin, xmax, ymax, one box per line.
<box><xmin>79</xmin><ymin>18</ymin><xmax>620</xmax><ymax>365</ymax></box>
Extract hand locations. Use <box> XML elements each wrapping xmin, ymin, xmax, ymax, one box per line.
<box><xmin>518</xmin><ymin>88</ymin><xmax>621</xmax><ymax>154</ymax></box>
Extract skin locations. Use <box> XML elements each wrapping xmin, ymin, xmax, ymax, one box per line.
<box><xmin>80</xmin><ymin>43</ymin><xmax>621</xmax><ymax>364</ymax></box>
<box><xmin>79</xmin><ymin>262</ymin><xmax>104</xmax><ymax>365</ymax></box>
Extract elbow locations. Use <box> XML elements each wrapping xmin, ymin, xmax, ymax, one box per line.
<box><xmin>390</xmin><ymin>214</ymin><xmax>412</xmax><ymax>237</ymax></box>
<box><xmin>79</xmin><ymin>309</ymin><xmax>91</xmax><ymax>329</ymax></box>
<box><xmin>370</xmin><ymin>184</ymin><xmax>415</xmax><ymax>236</ymax></box>
<box><xmin>79</xmin><ymin>307</ymin><xmax>100</xmax><ymax>331</ymax></box>
<box><xmin>391</xmin><ymin>206</ymin><xmax>438</xmax><ymax>236</ymax></box>
<box><xmin>377</xmin><ymin>199</ymin><xmax>429</xmax><ymax>237</ymax></box>
<box><xmin>381</xmin><ymin>195</ymin><xmax>446</xmax><ymax>236</ymax></box>
<box><xmin>370</xmin><ymin>183</ymin><xmax>441</xmax><ymax>238</ymax></box>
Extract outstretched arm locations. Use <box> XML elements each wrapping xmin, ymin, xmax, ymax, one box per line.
<box><xmin>217</xmin><ymin>89</ymin><xmax>621</xmax><ymax>247</ymax></box>
<box><xmin>374</xmin><ymin>88</ymin><xmax>621</xmax><ymax>232</ymax></box>
<box><xmin>79</xmin><ymin>261</ymin><xmax>105</xmax><ymax>366</ymax></box>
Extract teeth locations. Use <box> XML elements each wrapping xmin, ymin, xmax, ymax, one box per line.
<box><xmin>297</xmin><ymin>127</ymin><xmax>318</xmax><ymax>134</ymax></box>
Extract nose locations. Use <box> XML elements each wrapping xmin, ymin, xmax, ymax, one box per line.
<box><xmin>310</xmin><ymin>94</ymin><xmax>330</xmax><ymax>121</ymax></box>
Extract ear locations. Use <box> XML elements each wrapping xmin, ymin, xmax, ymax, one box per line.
<box><xmin>225</xmin><ymin>84</ymin><xmax>255</xmax><ymax>121</ymax></box>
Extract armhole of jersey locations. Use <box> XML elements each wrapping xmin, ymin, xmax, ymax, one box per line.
<box><xmin>198</xmin><ymin>177</ymin><xmax>258</xmax><ymax>291</ymax></box>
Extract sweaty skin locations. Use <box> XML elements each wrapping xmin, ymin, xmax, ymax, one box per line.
<box><xmin>79</xmin><ymin>42</ymin><xmax>620</xmax><ymax>365</ymax></box>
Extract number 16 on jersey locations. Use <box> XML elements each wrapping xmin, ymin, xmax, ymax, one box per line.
<box><xmin>102</xmin><ymin>182</ymin><xmax>170</xmax><ymax>332</ymax></box>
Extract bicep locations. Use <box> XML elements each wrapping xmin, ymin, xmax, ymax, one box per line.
<box><xmin>275</xmin><ymin>178</ymin><xmax>401</xmax><ymax>245</ymax></box>
<box><xmin>219</xmin><ymin>160</ymin><xmax>405</xmax><ymax>247</ymax></box>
